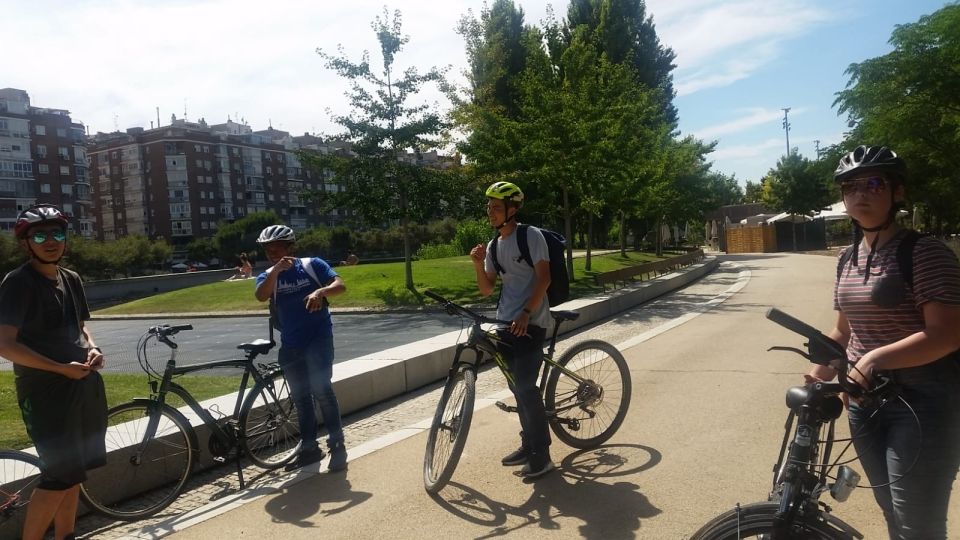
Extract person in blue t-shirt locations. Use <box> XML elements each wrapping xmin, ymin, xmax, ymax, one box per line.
<box><xmin>254</xmin><ymin>224</ymin><xmax>348</xmax><ymax>471</ymax></box>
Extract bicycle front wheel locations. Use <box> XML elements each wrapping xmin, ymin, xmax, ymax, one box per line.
<box><xmin>0</xmin><ymin>450</ymin><xmax>42</xmax><ymax>540</ymax></box>
<box><xmin>81</xmin><ymin>401</ymin><xmax>195</xmax><ymax>521</ymax></box>
<box><xmin>423</xmin><ymin>366</ymin><xmax>476</xmax><ymax>493</ymax></box>
<box><xmin>545</xmin><ymin>339</ymin><xmax>631</xmax><ymax>449</ymax></box>
<box><xmin>690</xmin><ymin>501</ymin><xmax>861</xmax><ymax>539</ymax></box>
<box><xmin>240</xmin><ymin>370</ymin><xmax>300</xmax><ymax>469</ymax></box>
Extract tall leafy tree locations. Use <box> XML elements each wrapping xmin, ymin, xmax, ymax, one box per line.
<box><xmin>834</xmin><ymin>4</ymin><xmax>960</xmax><ymax>232</ymax></box>
<box><xmin>762</xmin><ymin>153</ymin><xmax>833</xmax><ymax>250</ymax></box>
<box><xmin>565</xmin><ymin>0</ymin><xmax>678</xmax><ymax>126</ymax></box>
<box><xmin>306</xmin><ymin>8</ymin><xmax>462</xmax><ymax>292</ymax></box>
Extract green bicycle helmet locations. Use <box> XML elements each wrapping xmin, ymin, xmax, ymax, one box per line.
<box><xmin>485</xmin><ymin>181</ymin><xmax>524</xmax><ymax>205</ymax></box>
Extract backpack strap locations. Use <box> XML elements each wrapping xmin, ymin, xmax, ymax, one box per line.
<box><xmin>490</xmin><ymin>234</ymin><xmax>505</xmax><ymax>275</ymax></box>
<box><xmin>836</xmin><ymin>246</ymin><xmax>854</xmax><ymax>282</ymax></box>
<box><xmin>895</xmin><ymin>230</ymin><xmax>924</xmax><ymax>290</ymax></box>
<box><xmin>516</xmin><ymin>224</ymin><xmax>533</xmax><ymax>268</ymax></box>
<box><xmin>300</xmin><ymin>257</ymin><xmax>323</xmax><ymax>287</ymax></box>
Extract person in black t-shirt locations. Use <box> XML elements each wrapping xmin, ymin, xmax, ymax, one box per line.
<box><xmin>0</xmin><ymin>204</ymin><xmax>107</xmax><ymax>540</ymax></box>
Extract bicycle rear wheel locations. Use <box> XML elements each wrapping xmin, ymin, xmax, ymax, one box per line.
<box><xmin>545</xmin><ymin>339</ymin><xmax>631</xmax><ymax>448</ymax></box>
<box><xmin>690</xmin><ymin>501</ymin><xmax>861</xmax><ymax>539</ymax></box>
<box><xmin>240</xmin><ymin>370</ymin><xmax>300</xmax><ymax>469</ymax></box>
<box><xmin>0</xmin><ymin>450</ymin><xmax>42</xmax><ymax>540</ymax></box>
<box><xmin>80</xmin><ymin>401</ymin><xmax>195</xmax><ymax>521</ymax></box>
<box><xmin>423</xmin><ymin>366</ymin><xmax>476</xmax><ymax>493</ymax></box>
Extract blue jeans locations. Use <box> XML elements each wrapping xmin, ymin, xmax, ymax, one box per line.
<box><xmin>278</xmin><ymin>336</ymin><xmax>343</xmax><ymax>452</ymax></box>
<box><xmin>848</xmin><ymin>378</ymin><xmax>960</xmax><ymax>540</ymax></box>
<box><xmin>497</xmin><ymin>327</ymin><xmax>550</xmax><ymax>456</ymax></box>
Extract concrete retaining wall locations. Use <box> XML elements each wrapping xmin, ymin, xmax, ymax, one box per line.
<box><xmin>84</xmin><ymin>270</ymin><xmax>238</xmax><ymax>303</ymax></box>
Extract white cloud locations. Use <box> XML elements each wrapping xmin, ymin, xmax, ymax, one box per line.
<box><xmin>692</xmin><ymin>107</ymin><xmax>807</xmax><ymax>140</ymax></box>
<box><xmin>647</xmin><ymin>0</ymin><xmax>831</xmax><ymax>95</ymax></box>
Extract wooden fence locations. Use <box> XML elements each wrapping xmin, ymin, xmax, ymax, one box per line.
<box><xmin>725</xmin><ymin>225</ymin><xmax>777</xmax><ymax>254</ymax></box>
<box><xmin>594</xmin><ymin>249</ymin><xmax>705</xmax><ymax>290</ymax></box>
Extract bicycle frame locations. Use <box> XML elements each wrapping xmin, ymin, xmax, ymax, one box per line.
<box><xmin>445</xmin><ymin>316</ymin><xmax>590</xmax><ymax>409</ymax></box>
<box><xmin>770</xmin><ymin>381</ymin><xmax>847</xmax><ymax>533</ymax></box>
<box><xmin>130</xmin><ymin>326</ymin><xmax>280</xmax><ymax>488</ymax></box>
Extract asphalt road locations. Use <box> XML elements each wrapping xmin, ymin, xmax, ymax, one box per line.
<box><xmin>167</xmin><ymin>253</ymin><xmax>960</xmax><ymax>539</ymax></box>
<box><xmin>71</xmin><ymin>312</ymin><xmax>467</xmax><ymax>374</ymax></box>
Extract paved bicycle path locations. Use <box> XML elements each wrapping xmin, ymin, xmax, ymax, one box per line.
<box><xmin>90</xmin><ymin>254</ymin><xmax>960</xmax><ymax>539</ymax></box>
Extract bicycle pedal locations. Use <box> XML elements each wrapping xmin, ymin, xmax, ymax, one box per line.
<box><xmin>495</xmin><ymin>401</ymin><xmax>518</xmax><ymax>413</ymax></box>
<box><xmin>212</xmin><ymin>456</ymin><xmax>227</xmax><ymax>463</ymax></box>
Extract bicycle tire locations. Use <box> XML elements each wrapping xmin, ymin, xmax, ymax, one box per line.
<box><xmin>690</xmin><ymin>501</ymin><xmax>861</xmax><ymax>539</ymax></box>
<box><xmin>240</xmin><ymin>370</ymin><xmax>300</xmax><ymax>469</ymax></box>
<box><xmin>80</xmin><ymin>400</ymin><xmax>195</xmax><ymax>521</ymax></box>
<box><xmin>0</xmin><ymin>449</ymin><xmax>42</xmax><ymax>540</ymax></box>
<box><xmin>423</xmin><ymin>366</ymin><xmax>476</xmax><ymax>494</ymax></box>
<box><xmin>545</xmin><ymin>339</ymin><xmax>631</xmax><ymax>449</ymax></box>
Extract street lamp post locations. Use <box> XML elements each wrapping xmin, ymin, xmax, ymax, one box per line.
<box><xmin>781</xmin><ymin>107</ymin><xmax>791</xmax><ymax>156</ymax></box>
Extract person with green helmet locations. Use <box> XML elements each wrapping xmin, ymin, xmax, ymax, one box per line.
<box><xmin>470</xmin><ymin>181</ymin><xmax>555</xmax><ymax>479</ymax></box>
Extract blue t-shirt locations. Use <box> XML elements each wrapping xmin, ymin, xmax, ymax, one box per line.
<box><xmin>256</xmin><ymin>257</ymin><xmax>338</xmax><ymax>348</ymax></box>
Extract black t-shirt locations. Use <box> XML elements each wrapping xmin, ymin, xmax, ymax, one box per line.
<box><xmin>0</xmin><ymin>263</ymin><xmax>91</xmax><ymax>399</ymax></box>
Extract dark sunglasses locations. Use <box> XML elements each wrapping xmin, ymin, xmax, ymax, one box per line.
<box><xmin>31</xmin><ymin>230</ymin><xmax>67</xmax><ymax>244</ymax></box>
<box><xmin>840</xmin><ymin>176</ymin><xmax>888</xmax><ymax>196</ymax></box>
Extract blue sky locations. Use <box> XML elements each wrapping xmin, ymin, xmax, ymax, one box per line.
<box><xmin>5</xmin><ymin>0</ymin><xmax>952</xmax><ymax>186</ymax></box>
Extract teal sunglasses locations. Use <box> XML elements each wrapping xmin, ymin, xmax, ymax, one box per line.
<box><xmin>31</xmin><ymin>230</ymin><xmax>67</xmax><ymax>244</ymax></box>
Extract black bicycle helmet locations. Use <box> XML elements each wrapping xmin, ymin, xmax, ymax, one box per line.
<box><xmin>15</xmin><ymin>204</ymin><xmax>69</xmax><ymax>238</ymax></box>
<box><xmin>834</xmin><ymin>145</ymin><xmax>906</xmax><ymax>182</ymax></box>
<box><xmin>257</xmin><ymin>224</ymin><xmax>295</xmax><ymax>244</ymax></box>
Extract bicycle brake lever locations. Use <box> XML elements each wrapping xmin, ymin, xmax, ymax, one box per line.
<box><xmin>768</xmin><ymin>346</ymin><xmax>811</xmax><ymax>360</ymax></box>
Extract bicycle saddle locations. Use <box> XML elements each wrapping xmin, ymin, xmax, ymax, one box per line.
<box><xmin>551</xmin><ymin>310</ymin><xmax>580</xmax><ymax>321</ymax></box>
<box><xmin>238</xmin><ymin>338</ymin><xmax>275</xmax><ymax>355</ymax></box>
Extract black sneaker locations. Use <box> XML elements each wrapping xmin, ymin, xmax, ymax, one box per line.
<box><xmin>501</xmin><ymin>447</ymin><xmax>529</xmax><ymax>466</ymax></box>
<box><xmin>328</xmin><ymin>441</ymin><xmax>348</xmax><ymax>472</ymax></box>
<box><xmin>284</xmin><ymin>447</ymin><xmax>325</xmax><ymax>472</ymax></box>
<box><xmin>520</xmin><ymin>452</ymin><xmax>555</xmax><ymax>479</ymax></box>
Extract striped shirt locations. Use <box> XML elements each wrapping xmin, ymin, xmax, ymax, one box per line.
<box><xmin>834</xmin><ymin>229</ymin><xmax>960</xmax><ymax>363</ymax></box>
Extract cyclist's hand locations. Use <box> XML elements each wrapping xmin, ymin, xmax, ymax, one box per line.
<box><xmin>305</xmin><ymin>290</ymin><xmax>325</xmax><ymax>312</ymax></box>
<box><xmin>847</xmin><ymin>356</ymin><xmax>875</xmax><ymax>394</ymax></box>
<box><xmin>510</xmin><ymin>311</ymin><xmax>530</xmax><ymax>336</ymax></box>
<box><xmin>60</xmin><ymin>362</ymin><xmax>91</xmax><ymax>380</ymax></box>
<box><xmin>85</xmin><ymin>348</ymin><xmax>105</xmax><ymax>370</ymax></box>
<box><xmin>470</xmin><ymin>244</ymin><xmax>486</xmax><ymax>265</ymax></box>
<box><xmin>272</xmin><ymin>256</ymin><xmax>296</xmax><ymax>274</ymax></box>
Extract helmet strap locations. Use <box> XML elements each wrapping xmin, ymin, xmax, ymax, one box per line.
<box><xmin>494</xmin><ymin>205</ymin><xmax>518</xmax><ymax>231</ymax></box>
<box><xmin>25</xmin><ymin>241</ymin><xmax>64</xmax><ymax>266</ymax></box>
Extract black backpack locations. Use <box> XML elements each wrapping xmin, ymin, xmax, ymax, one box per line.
<box><xmin>490</xmin><ymin>224</ymin><xmax>570</xmax><ymax>307</ymax></box>
<box><xmin>836</xmin><ymin>230</ymin><xmax>923</xmax><ymax>289</ymax></box>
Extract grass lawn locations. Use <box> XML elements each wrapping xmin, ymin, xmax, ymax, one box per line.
<box><xmin>0</xmin><ymin>371</ymin><xmax>241</xmax><ymax>450</ymax></box>
<box><xmin>95</xmin><ymin>250</ymin><xmax>669</xmax><ymax>315</ymax></box>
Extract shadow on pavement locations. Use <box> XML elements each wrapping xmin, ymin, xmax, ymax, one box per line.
<box><xmin>430</xmin><ymin>444</ymin><xmax>662</xmax><ymax>539</ymax></box>
<box><xmin>263</xmin><ymin>473</ymin><xmax>373</xmax><ymax>528</ymax></box>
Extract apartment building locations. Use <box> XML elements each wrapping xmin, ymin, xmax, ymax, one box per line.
<box><xmin>87</xmin><ymin>118</ymin><xmax>346</xmax><ymax>243</ymax></box>
<box><xmin>0</xmin><ymin>88</ymin><xmax>93</xmax><ymax>237</ymax></box>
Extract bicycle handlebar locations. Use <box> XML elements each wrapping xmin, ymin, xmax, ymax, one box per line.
<box><xmin>424</xmin><ymin>290</ymin><xmax>511</xmax><ymax>326</ymax></box>
<box><xmin>149</xmin><ymin>324</ymin><xmax>194</xmax><ymax>337</ymax></box>
<box><xmin>766</xmin><ymin>308</ymin><xmax>895</xmax><ymax>399</ymax></box>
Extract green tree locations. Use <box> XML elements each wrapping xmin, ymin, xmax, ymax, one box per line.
<box><xmin>186</xmin><ymin>238</ymin><xmax>217</xmax><ymax>263</ymax></box>
<box><xmin>762</xmin><ymin>153</ymin><xmax>833</xmax><ymax>250</ymax></box>
<box><xmin>565</xmin><ymin>0</ymin><xmax>678</xmax><ymax>126</ymax></box>
<box><xmin>214</xmin><ymin>211</ymin><xmax>281</xmax><ymax>262</ymax></box>
<box><xmin>306</xmin><ymin>8</ymin><xmax>464</xmax><ymax>293</ymax></box>
<box><xmin>834</xmin><ymin>4</ymin><xmax>960</xmax><ymax>232</ymax></box>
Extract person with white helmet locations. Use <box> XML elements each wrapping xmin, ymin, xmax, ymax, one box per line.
<box><xmin>254</xmin><ymin>224</ymin><xmax>349</xmax><ymax>472</ymax></box>
<box><xmin>0</xmin><ymin>204</ymin><xmax>107</xmax><ymax>540</ymax></box>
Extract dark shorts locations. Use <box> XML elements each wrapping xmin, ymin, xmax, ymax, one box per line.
<box><xmin>19</xmin><ymin>372</ymin><xmax>108</xmax><ymax>489</ymax></box>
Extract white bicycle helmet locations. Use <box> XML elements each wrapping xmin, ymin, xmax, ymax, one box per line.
<box><xmin>257</xmin><ymin>224</ymin><xmax>296</xmax><ymax>244</ymax></box>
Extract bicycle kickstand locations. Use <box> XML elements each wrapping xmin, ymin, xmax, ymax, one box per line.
<box><xmin>235</xmin><ymin>455</ymin><xmax>246</xmax><ymax>489</ymax></box>
<box><xmin>495</xmin><ymin>401</ymin><xmax>518</xmax><ymax>414</ymax></box>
